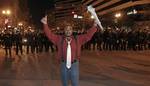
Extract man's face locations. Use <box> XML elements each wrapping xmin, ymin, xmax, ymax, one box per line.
<box><xmin>64</xmin><ymin>26</ymin><xmax>73</xmax><ymax>37</ymax></box>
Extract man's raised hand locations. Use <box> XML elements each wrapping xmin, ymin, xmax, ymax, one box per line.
<box><xmin>87</xmin><ymin>5</ymin><xmax>104</xmax><ymax>31</ymax></box>
<box><xmin>87</xmin><ymin>5</ymin><xmax>95</xmax><ymax>15</ymax></box>
<box><xmin>41</xmin><ymin>16</ymin><xmax>47</xmax><ymax>24</ymax></box>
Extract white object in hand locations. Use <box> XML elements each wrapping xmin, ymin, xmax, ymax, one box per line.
<box><xmin>41</xmin><ymin>16</ymin><xmax>47</xmax><ymax>24</ymax></box>
<box><xmin>87</xmin><ymin>5</ymin><xmax>104</xmax><ymax>31</ymax></box>
<box><xmin>66</xmin><ymin>41</ymin><xmax>71</xmax><ymax>69</ymax></box>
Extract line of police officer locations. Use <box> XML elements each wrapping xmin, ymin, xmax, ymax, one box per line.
<box><xmin>0</xmin><ymin>28</ymin><xmax>149</xmax><ymax>58</ymax></box>
<box><xmin>82</xmin><ymin>28</ymin><xmax>150</xmax><ymax>51</ymax></box>
<box><xmin>0</xmin><ymin>30</ymin><xmax>54</xmax><ymax>58</ymax></box>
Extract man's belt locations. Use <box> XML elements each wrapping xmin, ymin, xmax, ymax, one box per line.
<box><xmin>61</xmin><ymin>59</ymin><xmax>78</xmax><ymax>64</ymax></box>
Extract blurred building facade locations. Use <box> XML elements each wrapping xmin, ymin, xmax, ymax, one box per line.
<box><xmin>82</xmin><ymin>0</ymin><xmax>150</xmax><ymax>29</ymax></box>
<box><xmin>0</xmin><ymin>0</ymin><xmax>30</xmax><ymax>28</ymax></box>
<box><xmin>54</xmin><ymin>0</ymin><xmax>82</xmax><ymax>26</ymax></box>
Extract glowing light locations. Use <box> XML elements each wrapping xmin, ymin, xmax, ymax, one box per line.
<box><xmin>2</xmin><ymin>10</ymin><xmax>11</xmax><ymax>15</ymax></box>
<box><xmin>18</xmin><ymin>22</ymin><xmax>23</xmax><ymax>26</ymax></box>
<box><xmin>115</xmin><ymin>13</ymin><xmax>121</xmax><ymax>18</ymax></box>
<box><xmin>23</xmin><ymin>39</ymin><xmax>27</xmax><ymax>43</ymax></box>
<box><xmin>78</xmin><ymin>16</ymin><xmax>83</xmax><ymax>19</ymax></box>
<box><xmin>127</xmin><ymin>9</ymin><xmax>137</xmax><ymax>15</ymax></box>
<box><xmin>74</xmin><ymin>14</ymin><xmax>78</xmax><ymax>18</ymax></box>
<box><xmin>6</xmin><ymin>10</ymin><xmax>11</xmax><ymax>15</ymax></box>
<box><xmin>8</xmin><ymin>25</ymin><xmax>11</xmax><ymax>28</ymax></box>
<box><xmin>2</xmin><ymin>10</ymin><xmax>6</xmax><ymax>14</ymax></box>
<box><xmin>91</xmin><ymin>15</ymin><xmax>94</xmax><ymax>19</ymax></box>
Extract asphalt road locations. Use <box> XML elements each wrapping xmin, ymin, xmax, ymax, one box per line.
<box><xmin>0</xmin><ymin>49</ymin><xmax>149</xmax><ymax>86</ymax></box>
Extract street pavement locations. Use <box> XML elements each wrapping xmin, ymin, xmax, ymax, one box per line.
<box><xmin>0</xmin><ymin>49</ymin><xmax>150</xmax><ymax>86</ymax></box>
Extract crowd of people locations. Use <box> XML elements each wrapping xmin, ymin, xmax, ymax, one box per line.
<box><xmin>83</xmin><ymin>27</ymin><xmax>150</xmax><ymax>51</ymax></box>
<box><xmin>0</xmin><ymin>26</ymin><xmax>150</xmax><ymax>58</ymax></box>
<box><xmin>0</xmin><ymin>30</ymin><xmax>54</xmax><ymax>57</ymax></box>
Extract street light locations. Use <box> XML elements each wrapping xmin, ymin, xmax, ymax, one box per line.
<box><xmin>91</xmin><ymin>15</ymin><xmax>94</xmax><ymax>19</ymax></box>
<box><xmin>2</xmin><ymin>10</ymin><xmax>11</xmax><ymax>15</ymax></box>
<box><xmin>2</xmin><ymin>10</ymin><xmax>6</xmax><ymax>14</ymax></box>
<box><xmin>18</xmin><ymin>22</ymin><xmax>23</xmax><ymax>26</ymax></box>
<box><xmin>6</xmin><ymin>10</ymin><xmax>11</xmax><ymax>15</ymax></box>
<box><xmin>115</xmin><ymin>13</ymin><xmax>121</xmax><ymax>18</ymax></box>
<box><xmin>1</xmin><ymin>9</ymin><xmax>12</xmax><ymax>30</ymax></box>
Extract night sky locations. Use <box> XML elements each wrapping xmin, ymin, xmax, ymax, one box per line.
<box><xmin>27</xmin><ymin>0</ymin><xmax>54</xmax><ymax>26</ymax></box>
